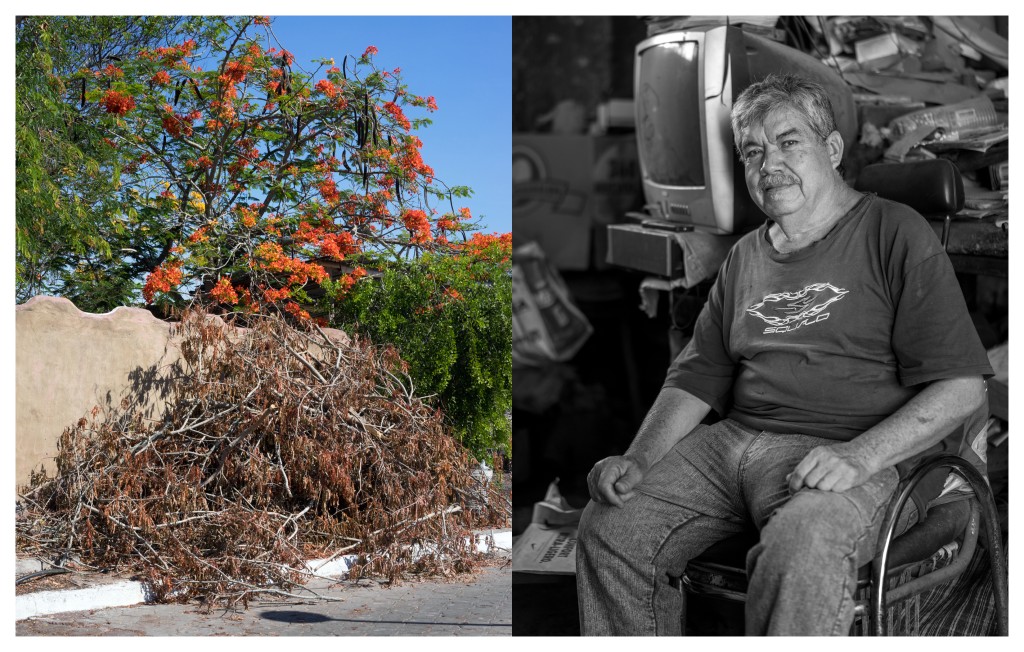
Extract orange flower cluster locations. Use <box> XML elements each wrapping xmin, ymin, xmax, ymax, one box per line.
<box><xmin>253</xmin><ymin>16</ymin><xmax>271</xmax><ymax>26</ymax></box>
<box><xmin>151</xmin><ymin>70</ymin><xmax>172</xmax><ymax>85</ymax></box>
<box><xmin>142</xmin><ymin>260</ymin><xmax>184</xmax><ymax>303</ymax></box>
<box><xmin>187</xmin><ymin>225</ymin><xmax>210</xmax><ymax>243</ymax></box>
<box><xmin>314</xmin><ymin>79</ymin><xmax>338</xmax><ymax>98</ymax></box>
<box><xmin>401</xmin><ymin>209</ymin><xmax>433</xmax><ymax>244</ymax></box>
<box><xmin>100</xmin><ymin>89</ymin><xmax>136</xmax><ymax>115</ymax></box>
<box><xmin>252</xmin><ymin>242</ymin><xmax>329</xmax><ymax>287</ymax></box>
<box><xmin>222</xmin><ymin>60</ymin><xmax>253</xmax><ymax>85</ymax></box>
<box><xmin>141</xmin><ymin>40</ymin><xmax>197</xmax><ymax>68</ymax></box>
<box><xmin>319</xmin><ymin>179</ymin><xmax>340</xmax><ymax>204</ymax></box>
<box><xmin>261</xmin><ymin>286</ymin><xmax>292</xmax><ymax>302</ymax></box>
<box><xmin>100</xmin><ymin>64</ymin><xmax>124</xmax><ymax>78</ymax></box>
<box><xmin>383</xmin><ymin>101</ymin><xmax>411</xmax><ymax>132</ymax></box>
<box><xmin>209</xmin><ymin>99</ymin><xmax>236</xmax><ymax>122</ymax></box>
<box><xmin>362</xmin><ymin>45</ymin><xmax>379</xmax><ymax>58</ymax></box>
<box><xmin>337</xmin><ymin>266</ymin><xmax>368</xmax><ymax>294</ymax></box>
<box><xmin>458</xmin><ymin>232</ymin><xmax>513</xmax><ymax>263</ymax></box>
<box><xmin>294</xmin><ymin>221</ymin><xmax>361</xmax><ymax>261</ymax></box>
<box><xmin>284</xmin><ymin>301</ymin><xmax>311</xmax><ymax>321</ymax></box>
<box><xmin>210</xmin><ymin>277</ymin><xmax>240</xmax><ymax>305</ymax></box>
<box><xmin>397</xmin><ymin>137</ymin><xmax>434</xmax><ymax>183</ymax></box>
<box><xmin>236</xmin><ymin>203</ymin><xmax>263</xmax><ymax>228</ymax></box>
<box><xmin>161</xmin><ymin>105</ymin><xmax>198</xmax><ymax>138</ymax></box>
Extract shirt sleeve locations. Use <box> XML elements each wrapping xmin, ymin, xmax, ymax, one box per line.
<box><xmin>890</xmin><ymin>225</ymin><xmax>994</xmax><ymax>386</ymax></box>
<box><xmin>662</xmin><ymin>257</ymin><xmax>738</xmax><ymax>415</ymax></box>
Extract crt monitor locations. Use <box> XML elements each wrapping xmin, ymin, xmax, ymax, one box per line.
<box><xmin>634</xmin><ymin>24</ymin><xmax>857</xmax><ymax>234</ymax></box>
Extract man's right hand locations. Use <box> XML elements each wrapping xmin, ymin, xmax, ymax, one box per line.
<box><xmin>586</xmin><ymin>455</ymin><xmax>647</xmax><ymax>507</ymax></box>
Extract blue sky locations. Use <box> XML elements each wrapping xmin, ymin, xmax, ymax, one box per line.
<box><xmin>269</xmin><ymin>15</ymin><xmax>511</xmax><ymax>235</ymax></box>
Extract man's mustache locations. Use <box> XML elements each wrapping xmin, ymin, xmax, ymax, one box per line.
<box><xmin>759</xmin><ymin>174</ymin><xmax>797</xmax><ymax>191</ymax></box>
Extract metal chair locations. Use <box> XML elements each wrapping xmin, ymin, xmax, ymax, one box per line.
<box><xmin>680</xmin><ymin>452</ymin><xmax>1008</xmax><ymax>635</ymax></box>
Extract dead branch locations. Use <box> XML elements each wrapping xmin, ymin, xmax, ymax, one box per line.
<box><xmin>17</xmin><ymin>308</ymin><xmax>508</xmax><ymax>606</ymax></box>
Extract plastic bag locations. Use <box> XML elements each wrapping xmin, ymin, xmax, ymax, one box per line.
<box><xmin>512</xmin><ymin>242</ymin><xmax>592</xmax><ymax>367</ymax></box>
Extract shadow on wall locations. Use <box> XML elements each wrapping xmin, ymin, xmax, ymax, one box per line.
<box><xmin>15</xmin><ymin>296</ymin><xmax>184</xmax><ymax>489</ymax></box>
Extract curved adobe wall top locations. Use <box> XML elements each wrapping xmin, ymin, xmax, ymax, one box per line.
<box><xmin>15</xmin><ymin>296</ymin><xmax>180</xmax><ymax>490</ymax></box>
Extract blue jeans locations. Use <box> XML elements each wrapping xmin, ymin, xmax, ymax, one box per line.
<box><xmin>576</xmin><ymin>419</ymin><xmax>915</xmax><ymax>635</ymax></box>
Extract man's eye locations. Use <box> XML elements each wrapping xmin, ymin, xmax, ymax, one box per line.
<box><xmin>782</xmin><ymin>140</ymin><xmax>797</xmax><ymax>148</ymax></box>
<box><xmin>743</xmin><ymin>149</ymin><xmax>761</xmax><ymax>160</ymax></box>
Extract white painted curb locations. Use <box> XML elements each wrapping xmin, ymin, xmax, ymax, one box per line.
<box><xmin>16</xmin><ymin>580</ymin><xmax>150</xmax><ymax>620</ymax></box>
<box><xmin>16</xmin><ymin>529</ymin><xmax>512</xmax><ymax>620</ymax></box>
<box><xmin>476</xmin><ymin>530</ymin><xmax>513</xmax><ymax>553</ymax></box>
<box><xmin>302</xmin><ymin>530</ymin><xmax>513</xmax><ymax>577</ymax></box>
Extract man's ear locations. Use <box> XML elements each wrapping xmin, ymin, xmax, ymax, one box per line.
<box><xmin>826</xmin><ymin>130</ymin><xmax>845</xmax><ymax>169</ymax></box>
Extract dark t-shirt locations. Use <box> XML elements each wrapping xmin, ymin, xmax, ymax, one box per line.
<box><xmin>665</xmin><ymin>193</ymin><xmax>993</xmax><ymax>445</ymax></box>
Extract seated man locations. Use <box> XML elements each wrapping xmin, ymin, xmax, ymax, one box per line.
<box><xmin>576</xmin><ymin>73</ymin><xmax>993</xmax><ymax>636</ymax></box>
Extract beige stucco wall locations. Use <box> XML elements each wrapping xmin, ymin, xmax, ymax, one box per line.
<box><xmin>15</xmin><ymin>296</ymin><xmax>352</xmax><ymax>491</ymax></box>
<box><xmin>15</xmin><ymin>296</ymin><xmax>181</xmax><ymax>490</ymax></box>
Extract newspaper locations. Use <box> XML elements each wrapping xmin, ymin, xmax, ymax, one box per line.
<box><xmin>512</xmin><ymin>480</ymin><xmax>583</xmax><ymax>575</ymax></box>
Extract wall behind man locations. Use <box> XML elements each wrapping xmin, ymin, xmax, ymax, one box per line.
<box><xmin>512</xmin><ymin>17</ymin><xmax>646</xmax><ymax>132</ymax></box>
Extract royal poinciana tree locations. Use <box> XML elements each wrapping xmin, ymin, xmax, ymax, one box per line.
<box><xmin>47</xmin><ymin>15</ymin><xmax>494</xmax><ymax>315</ymax></box>
<box><xmin>17</xmin><ymin>15</ymin><xmax>512</xmax><ymax>458</ymax></box>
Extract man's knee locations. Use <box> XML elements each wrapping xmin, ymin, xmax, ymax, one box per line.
<box><xmin>577</xmin><ymin>499</ymin><xmax>628</xmax><ymax>556</ymax></box>
<box><xmin>752</xmin><ymin>491</ymin><xmax>864</xmax><ymax>569</ymax></box>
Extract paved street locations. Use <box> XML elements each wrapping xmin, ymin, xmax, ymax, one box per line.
<box><xmin>17</xmin><ymin>563</ymin><xmax>510</xmax><ymax>636</ymax></box>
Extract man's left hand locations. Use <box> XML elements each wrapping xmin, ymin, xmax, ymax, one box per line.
<box><xmin>788</xmin><ymin>443</ymin><xmax>877</xmax><ymax>494</ymax></box>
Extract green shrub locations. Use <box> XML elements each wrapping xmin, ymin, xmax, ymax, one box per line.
<box><xmin>333</xmin><ymin>239</ymin><xmax>511</xmax><ymax>461</ymax></box>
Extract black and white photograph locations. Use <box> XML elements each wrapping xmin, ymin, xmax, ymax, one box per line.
<box><xmin>511</xmin><ymin>15</ymin><xmax>1009</xmax><ymax>636</ymax></box>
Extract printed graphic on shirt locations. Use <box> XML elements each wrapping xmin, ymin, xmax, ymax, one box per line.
<box><xmin>746</xmin><ymin>282</ymin><xmax>848</xmax><ymax>334</ymax></box>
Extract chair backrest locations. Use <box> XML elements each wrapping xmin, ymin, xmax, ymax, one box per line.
<box><xmin>854</xmin><ymin>159</ymin><xmax>964</xmax><ymax>217</ymax></box>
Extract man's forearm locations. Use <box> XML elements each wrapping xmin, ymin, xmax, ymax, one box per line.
<box><xmin>848</xmin><ymin>376</ymin><xmax>987</xmax><ymax>474</ymax></box>
<box><xmin>623</xmin><ymin>387</ymin><xmax>711</xmax><ymax>471</ymax></box>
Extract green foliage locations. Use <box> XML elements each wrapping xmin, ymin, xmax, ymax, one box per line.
<box><xmin>335</xmin><ymin>249</ymin><xmax>512</xmax><ymax>461</ymax></box>
<box><xmin>15</xmin><ymin>16</ymin><xmax>185</xmax><ymax>311</ymax></box>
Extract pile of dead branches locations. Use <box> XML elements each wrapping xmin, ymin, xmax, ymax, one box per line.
<box><xmin>17</xmin><ymin>309</ymin><xmax>508</xmax><ymax>607</ymax></box>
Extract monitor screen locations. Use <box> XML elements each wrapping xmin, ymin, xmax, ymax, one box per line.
<box><xmin>637</xmin><ymin>41</ymin><xmax>704</xmax><ymax>188</ymax></box>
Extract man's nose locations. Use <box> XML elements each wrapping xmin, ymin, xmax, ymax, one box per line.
<box><xmin>760</xmin><ymin>147</ymin><xmax>783</xmax><ymax>174</ymax></box>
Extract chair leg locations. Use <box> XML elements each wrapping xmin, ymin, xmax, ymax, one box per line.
<box><xmin>870</xmin><ymin>454</ymin><xmax>1008</xmax><ymax>636</ymax></box>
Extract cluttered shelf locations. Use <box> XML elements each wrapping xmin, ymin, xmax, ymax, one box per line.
<box><xmin>941</xmin><ymin>219</ymin><xmax>1007</xmax><ymax>276</ymax></box>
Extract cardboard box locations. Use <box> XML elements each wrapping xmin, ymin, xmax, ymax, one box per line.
<box><xmin>512</xmin><ymin>134</ymin><xmax>641</xmax><ymax>270</ymax></box>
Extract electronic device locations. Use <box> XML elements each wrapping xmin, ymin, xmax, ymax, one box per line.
<box><xmin>632</xmin><ymin>24</ymin><xmax>858</xmax><ymax>235</ymax></box>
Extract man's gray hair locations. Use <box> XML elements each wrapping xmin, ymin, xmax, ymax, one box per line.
<box><xmin>731</xmin><ymin>73</ymin><xmax>839</xmax><ymax>151</ymax></box>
